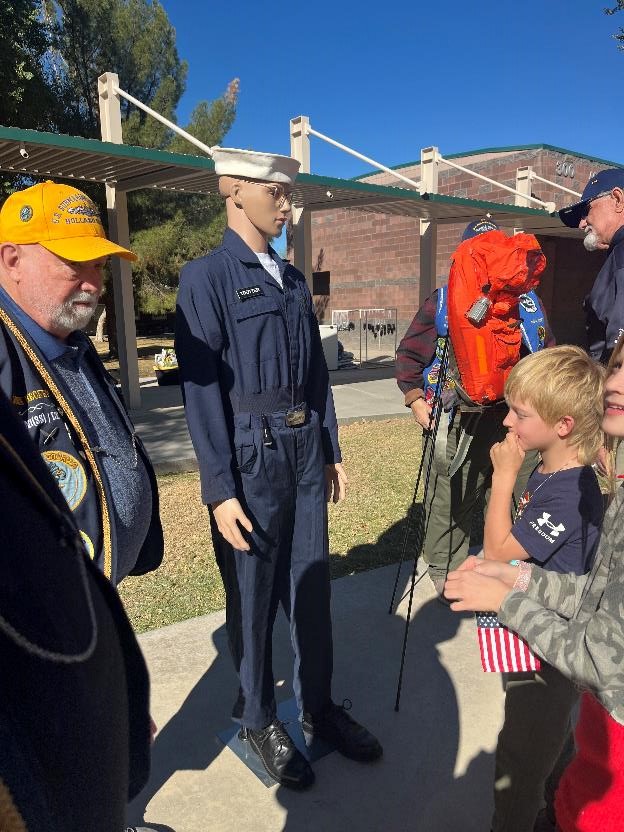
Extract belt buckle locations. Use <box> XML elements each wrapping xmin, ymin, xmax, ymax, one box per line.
<box><xmin>285</xmin><ymin>405</ymin><xmax>306</xmax><ymax>427</ymax></box>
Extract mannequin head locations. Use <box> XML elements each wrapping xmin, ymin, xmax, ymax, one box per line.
<box><xmin>213</xmin><ymin>147</ymin><xmax>300</xmax><ymax>253</ymax></box>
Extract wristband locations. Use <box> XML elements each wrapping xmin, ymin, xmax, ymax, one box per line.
<box><xmin>512</xmin><ymin>561</ymin><xmax>532</xmax><ymax>593</ymax></box>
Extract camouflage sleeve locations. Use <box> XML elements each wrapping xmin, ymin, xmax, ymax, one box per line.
<box><xmin>521</xmin><ymin>565</ymin><xmax>591</xmax><ymax>619</ymax></box>
<box><xmin>498</xmin><ymin>527</ymin><xmax>624</xmax><ymax>696</ymax></box>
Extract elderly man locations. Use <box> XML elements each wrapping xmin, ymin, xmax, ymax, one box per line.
<box><xmin>559</xmin><ymin>167</ymin><xmax>624</xmax><ymax>363</ymax></box>
<box><xmin>175</xmin><ymin>146</ymin><xmax>382</xmax><ymax>790</ymax></box>
<box><xmin>396</xmin><ymin>219</ymin><xmax>553</xmax><ymax>598</ymax></box>
<box><xmin>0</xmin><ymin>180</ymin><xmax>163</xmax><ymax>585</ymax></box>
<box><xmin>0</xmin><ymin>384</ymin><xmax>152</xmax><ymax>832</ymax></box>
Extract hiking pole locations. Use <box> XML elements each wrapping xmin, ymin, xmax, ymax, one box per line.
<box><xmin>392</xmin><ymin>339</ymin><xmax>451</xmax><ymax>712</ymax></box>
<box><xmin>388</xmin><ymin>336</ymin><xmax>450</xmax><ymax>614</ymax></box>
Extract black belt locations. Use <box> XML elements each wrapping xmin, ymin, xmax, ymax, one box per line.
<box><xmin>230</xmin><ymin>387</ymin><xmax>306</xmax><ymax>422</ymax></box>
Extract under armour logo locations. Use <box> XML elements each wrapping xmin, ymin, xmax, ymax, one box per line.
<box><xmin>536</xmin><ymin>512</ymin><xmax>565</xmax><ymax>537</ymax></box>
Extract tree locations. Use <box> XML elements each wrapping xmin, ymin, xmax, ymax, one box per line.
<box><xmin>45</xmin><ymin>0</ymin><xmax>188</xmax><ymax>141</ymax></box>
<box><xmin>605</xmin><ymin>1</ymin><xmax>624</xmax><ymax>49</ymax></box>
<box><xmin>1</xmin><ymin>1</ymin><xmax>238</xmax><ymax>353</ymax></box>
<box><xmin>43</xmin><ymin>0</ymin><xmax>238</xmax><ymax>352</ymax></box>
<box><xmin>0</xmin><ymin>1</ymin><xmax>56</xmax><ymax>131</ymax></box>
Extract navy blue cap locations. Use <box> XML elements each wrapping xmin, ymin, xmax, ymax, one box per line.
<box><xmin>461</xmin><ymin>218</ymin><xmax>500</xmax><ymax>240</ymax></box>
<box><xmin>559</xmin><ymin>168</ymin><xmax>624</xmax><ymax>228</ymax></box>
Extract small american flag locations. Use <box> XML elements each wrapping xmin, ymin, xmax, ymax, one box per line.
<box><xmin>476</xmin><ymin>612</ymin><xmax>541</xmax><ymax>673</ymax></box>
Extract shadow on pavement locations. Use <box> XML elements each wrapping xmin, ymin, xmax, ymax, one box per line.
<box><xmin>128</xmin><ymin>517</ymin><xmax>495</xmax><ymax>831</ymax></box>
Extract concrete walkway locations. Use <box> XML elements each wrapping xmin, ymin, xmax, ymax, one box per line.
<box><xmin>128</xmin><ymin>565</ymin><xmax>504</xmax><ymax>832</ymax></box>
<box><xmin>126</xmin><ymin>366</ymin><xmax>506</xmax><ymax>831</ymax></box>
<box><xmin>130</xmin><ymin>365</ymin><xmax>408</xmax><ymax>474</ymax></box>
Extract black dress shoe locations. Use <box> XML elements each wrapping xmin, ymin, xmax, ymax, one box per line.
<box><xmin>302</xmin><ymin>700</ymin><xmax>383</xmax><ymax>762</ymax></box>
<box><xmin>239</xmin><ymin>720</ymin><xmax>315</xmax><ymax>790</ymax></box>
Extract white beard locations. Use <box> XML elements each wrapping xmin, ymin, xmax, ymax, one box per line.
<box><xmin>583</xmin><ymin>229</ymin><xmax>600</xmax><ymax>252</ymax></box>
<box><xmin>50</xmin><ymin>292</ymin><xmax>98</xmax><ymax>332</ymax></box>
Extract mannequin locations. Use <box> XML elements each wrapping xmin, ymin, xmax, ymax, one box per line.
<box><xmin>175</xmin><ymin>147</ymin><xmax>382</xmax><ymax>789</ymax></box>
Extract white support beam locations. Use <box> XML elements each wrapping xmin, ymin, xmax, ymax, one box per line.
<box><xmin>420</xmin><ymin>146</ymin><xmax>439</xmax><ymax>194</ymax></box>
<box><xmin>305</xmin><ymin>123</ymin><xmax>422</xmax><ymax>191</ymax></box>
<box><xmin>439</xmin><ymin>152</ymin><xmax>556</xmax><ymax>213</ymax></box>
<box><xmin>419</xmin><ymin>218</ymin><xmax>437</xmax><ymax>304</ymax></box>
<box><xmin>515</xmin><ymin>166</ymin><xmax>533</xmax><ymax>208</ymax></box>
<box><xmin>290</xmin><ymin>116</ymin><xmax>313</xmax><ymax>290</ymax></box>
<box><xmin>290</xmin><ymin>116</ymin><xmax>311</xmax><ymax>174</ymax></box>
<box><xmin>98</xmin><ymin>72</ymin><xmax>141</xmax><ymax>410</ymax></box>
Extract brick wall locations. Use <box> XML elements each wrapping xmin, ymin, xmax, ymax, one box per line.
<box><xmin>307</xmin><ymin>146</ymin><xmax>613</xmax><ymax>347</ymax></box>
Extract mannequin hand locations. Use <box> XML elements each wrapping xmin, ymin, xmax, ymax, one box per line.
<box><xmin>410</xmin><ymin>397</ymin><xmax>434</xmax><ymax>430</ymax></box>
<box><xmin>490</xmin><ymin>432</ymin><xmax>525</xmax><ymax>480</ymax></box>
<box><xmin>325</xmin><ymin>463</ymin><xmax>348</xmax><ymax>503</ymax></box>
<box><xmin>211</xmin><ymin>497</ymin><xmax>253</xmax><ymax>550</ymax></box>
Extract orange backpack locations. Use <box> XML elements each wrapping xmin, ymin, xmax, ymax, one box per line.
<box><xmin>447</xmin><ymin>230</ymin><xmax>546</xmax><ymax>406</ymax></box>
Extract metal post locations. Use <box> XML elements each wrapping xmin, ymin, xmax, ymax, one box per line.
<box><xmin>98</xmin><ymin>72</ymin><xmax>141</xmax><ymax>410</ymax></box>
<box><xmin>515</xmin><ymin>166</ymin><xmax>533</xmax><ymax>208</ymax></box>
<box><xmin>419</xmin><ymin>219</ymin><xmax>437</xmax><ymax>305</ymax></box>
<box><xmin>290</xmin><ymin>116</ymin><xmax>313</xmax><ymax>290</ymax></box>
<box><xmin>419</xmin><ymin>146</ymin><xmax>439</xmax><ymax>194</ymax></box>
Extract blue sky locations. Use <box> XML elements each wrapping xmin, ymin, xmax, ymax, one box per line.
<box><xmin>162</xmin><ymin>0</ymin><xmax>624</xmax><ymax>181</ymax></box>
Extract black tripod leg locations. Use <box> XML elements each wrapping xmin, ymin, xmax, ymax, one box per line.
<box><xmin>387</xmin><ymin>430</ymin><xmax>430</xmax><ymax>614</ymax></box>
<box><xmin>388</xmin><ymin>338</ymin><xmax>450</xmax><ymax>614</ymax></box>
<box><xmin>393</xmin><ymin>359</ymin><xmax>449</xmax><ymax>712</ymax></box>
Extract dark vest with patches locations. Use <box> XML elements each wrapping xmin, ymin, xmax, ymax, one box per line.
<box><xmin>0</xmin><ymin>305</ymin><xmax>163</xmax><ymax>585</ymax></box>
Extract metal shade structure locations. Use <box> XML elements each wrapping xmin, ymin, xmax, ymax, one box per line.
<box><xmin>0</xmin><ymin>123</ymin><xmax>570</xmax><ymax>406</ymax></box>
<box><xmin>0</xmin><ymin>124</ymin><xmax>572</xmax><ymax>230</ymax></box>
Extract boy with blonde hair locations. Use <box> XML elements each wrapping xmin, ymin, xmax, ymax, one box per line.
<box><xmin>482</xmin><ymin>346</ymin><xmax>605</xmax><ymax>832</ymax></box>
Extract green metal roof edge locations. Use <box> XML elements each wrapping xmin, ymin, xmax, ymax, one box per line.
<box><xmin>296</xmin><ymin>171</ymin><xmax>554</xmax><ymax>218</ymax></box>
<box><xmin>0</xmin><ymin>124</ymin><xmax>215</xmax><ymax>172</ymax></box>
<box><xmin>351</xmin><ymin>143</ymin><xmax>624</xmax><ymax>181</ymax></box>
<box><xmin>0</xmin><ymin>125</ymin><xmax>559</xmax><ymax>219</ymax></box>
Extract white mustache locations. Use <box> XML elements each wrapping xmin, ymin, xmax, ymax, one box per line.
<box><xmin>69</xmin><ymin>292</ymin><xmax>98</xmax><ymax>304</ymax></box>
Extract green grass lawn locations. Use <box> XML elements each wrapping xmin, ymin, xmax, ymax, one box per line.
<box><xmin>119</xmin><ymin>418</ymin><xmax>423</xmax><ymax>633</ymax></box>
<box><xmin>92</xmin><ymin>336</ymin><xmax>175</xmax><ymax>380</ymax></box>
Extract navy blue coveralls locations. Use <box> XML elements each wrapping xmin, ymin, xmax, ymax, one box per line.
<box><xmin>175</xmin><ymin>228</ymin><xmax>341</xmax><ymax>730</ymax></box>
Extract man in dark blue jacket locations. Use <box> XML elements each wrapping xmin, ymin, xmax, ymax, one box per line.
<box><xmin>0</xmin><ymin>387</ymin><xmax>151</xmax><ymax>832</ymax></box>
<box><xmin>559</xmin><ymin>167</ymin><xmax>624</xmax><ymax>363</ymax></box>
<box><xmin>0</xmin><ymin>180</ymin><xmax>163</xmax><ymax>586</ymax></box>
<box><xmin>176</xmin><ymin>146</ymin><xmax>382</xmax><ymax>790</ymax></box>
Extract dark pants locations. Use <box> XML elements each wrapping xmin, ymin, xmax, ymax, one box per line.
<box><xmin>424</xmin><ymin>410</ymin><xmax>537</xmax><ymax>580</ymax></box>
<box><xmin>492</xmin><ymin>664</ymin><xmax>579</xmax><ymax>832</ymax></box>
<box><xmin>212</xmin><ymin>409</ymin><xmax>333</xmax><ymax>730</ymax></box>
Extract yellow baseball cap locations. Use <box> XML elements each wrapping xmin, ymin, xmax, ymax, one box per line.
<box><xmin>0</xmin><ymin>180</ymin><xmax>137</xmax><ymax>262</ymax></box>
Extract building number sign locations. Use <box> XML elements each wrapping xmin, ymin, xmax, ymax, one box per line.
<box><xmin>555</xmin><ymin>161</ymin><xmax>575</xmax><ymax>178</ymax></box>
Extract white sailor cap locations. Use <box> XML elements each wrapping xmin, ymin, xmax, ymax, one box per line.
<box><xmin>211</xmin><ymin>146</ymin><xmax>300</xmax><ymax>185</ymax></box>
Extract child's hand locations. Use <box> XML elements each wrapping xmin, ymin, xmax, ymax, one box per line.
<box><xmin>457</xmin><ymin>554</ymin><xmax>484</xmax><ymax>571</ymax></box>
<box><xmin>473</xmin><ymin>559</ymin><xmax>521</xmax><ymax>589</ymax></box>
<box><xmin>444</xmin><ymin>570</ymin><xmax>510</xmax><ymax>612</ymax></box>
<box><xmin>490</xmin><ymin>432</ymin><xmax>525</xmax><ymax>479</ymax></box>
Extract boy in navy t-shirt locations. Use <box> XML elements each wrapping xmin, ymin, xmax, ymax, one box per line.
<box><xmin>482</xmin><ymin>345</ymin><xmax>605</xmax><ymax>832</ymax></box>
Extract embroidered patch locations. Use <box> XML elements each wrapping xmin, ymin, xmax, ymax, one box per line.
<box><xmin>20</xmin><ymin>205</ymin><xmax>33</xmax><ymax>222</ymax></box>
<box><xmin>66</xmin><ymin>204</ymin><xmax>100</xmax><ymax>218</ymax></box>
<box><xmin>538</xmin><ymin>325</ymin><xmax>546</xmax><ymax>345</ymax></box>
<box><xmin>519</xmin><ymin>293</ymin><xmax>538</xmax><ymax>313</ymax></box>
<box><xmin>236</xmin><ymin>286</ymin><xmax>264</xmax><ymax>302</ymax></box>
<box><xmin>42</xmin><ymin>450</ymin><xmax>87</xmax><ymax>511</ymax></box>
<box><xmin>427</xmin><ymin>366</ymin><xmax>440</xmax><ymax>385</ymax></box>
